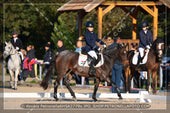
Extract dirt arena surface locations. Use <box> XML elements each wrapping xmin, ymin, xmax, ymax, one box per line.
<box><xmin>1</xmin><ymin>76</ymin><xmax>170</xmax><ymax>113</ymax></box>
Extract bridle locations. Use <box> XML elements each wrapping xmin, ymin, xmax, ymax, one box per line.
<box><xmin>157</xmin><ymin>43</ymin><xmax>164</xmax><ymax>58</ymax></box>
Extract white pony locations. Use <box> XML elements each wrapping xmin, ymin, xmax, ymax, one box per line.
<box><xmin>3</xmin><ymin>42</ymin><xmax>21</xmax><ymax>90</ymax></box>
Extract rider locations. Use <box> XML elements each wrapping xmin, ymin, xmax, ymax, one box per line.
<box><xmin>83</xmin><ymin>21</ymin><xmax>106</xmax><ymax>76</ymax></box>
<box><xmin>11</xmin><ymin>30</ymin><xmax>24</xmax><ymax>60</ymax></box>
<box><xmin>137</xmin><ymin>21</ymin><xmax>153</xmax><ymax>66</ymax></box>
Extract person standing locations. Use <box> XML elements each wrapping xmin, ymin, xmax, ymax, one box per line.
<box><xmin>137</xmin><ymin>21</ymin><xmax>153</xmax><ymax>66</ymax></box>
<box><xmin>22</xmin><ymin>45</ymin><xmax>37</xmax><ymax>82</ymax></box>
<box><xmin>43</xmin><ymin>43</ymin><xmax>53</xmax><ymax>84</ymax></box>
<box><xmin>56</xmin><ymin>40</ymin><xmax>65</xmax><ymax>85</ymax></box>
<box><xmin>108</xmin><ymin>36</ymin><xmax>123</xmax><ymax>93</ymax></box>
<box><xmin>56</xmin><ymin>40</ymin><xmax>65</xmax><ymax>55</ymax></box>
<box><xmin>83</xmin><ymin>21</ymin><xmax>106</xmax><ymax>76</ymax></box>
<box><xmin>75</xmin><ymin>37</ymin><xmax>89</xmax><ymax>85</ymax></box>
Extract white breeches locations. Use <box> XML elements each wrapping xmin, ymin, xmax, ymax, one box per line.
<box><xmin>88</xmin><ymin>50</ymin><xmax>98</xmax><ymax>59</ymax></box>
<box><xmin>138</xmin><ymin>47</ymin><xmax>144</xmax><ymax>57</ymax></box>
<box><xmin>18</xmin><ymin>51</ymin><xmax>24</xmax><ymax>60</ymax></box>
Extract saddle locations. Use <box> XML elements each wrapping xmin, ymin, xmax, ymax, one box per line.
<box><xmin>78</xmin><ymin>51</ymin><xmax>104</xmax><ymax>67</ymax></box>
<box><xmin>132</xmin><ymin>49</ymin><xmax>149</xmax><ymax>65</ymax></box>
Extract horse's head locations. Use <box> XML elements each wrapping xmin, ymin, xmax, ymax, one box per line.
<box><xmin>3</xmin><ymin>42</ymin><xmax>15</xmax><ymax>58</ymax></box>
<box><xmin>152</xmin><ymin>37</ymin><xmax>165</xmax><ymax>61</ymax></box>
<box><xmin>117</xmin><ymin>44</ymin><xmax>128</xmax><ymax>64</ymax></box>
<box><xmin>156</xmin><ymin>42</ymin><xmax>164</xmax><ymax>59</ymax></box>
<box><xmin>103</xmin><ymin>44</ymin><xmax>128</xmax><ymax>64</ymax></box>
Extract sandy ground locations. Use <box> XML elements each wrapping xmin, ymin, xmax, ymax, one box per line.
<box><xmin>1</xmin><ymin>84</ymin><xmax>169</xmax><ymax>110</ymax></box>
<box><xmin>1</xmin><ymin>75</ymin><xmax>170</xmax><ymax>111</ymax></box>
<box><xmin>3</xmin><ymin>97</ymin><xmax>167</xmax><ymax>110</ymax></box>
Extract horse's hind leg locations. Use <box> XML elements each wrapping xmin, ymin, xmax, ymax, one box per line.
<box><xmin>64</xmin><ymin>75</ymin><xmax>76</xmax><ymax>101</ymax></box>
<box><xmin>92</xmin><ymin>78</ymin><xmax>100</xmax><ymax>102</ymax></box>
<box><xmin>9</xmin><ymin>70</ymin><xmax>14</xmax><ymax>89</ymax></box>
<box><xmin>104</xmin><ymin>76</ymin><xmax>122</xmax><ymax>100</ymax></box>
<box><xmin>146</xmin><ymin>71</ymin><xmax>151</xmax><ymax>92</ymax></box>
<box><xmin>152</xmin><ymin>71</ymin><xmax>157</xmax><ymax>94</ymax></box>
<box><xmin>54</xmin><ymin>79</ymin><xmax>60</xmax><ymax>101</ymax></box>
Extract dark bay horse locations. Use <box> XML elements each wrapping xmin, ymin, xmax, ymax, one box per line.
<box><xmin>40</xmin><ymin>45</ymin><xmax>127</xmax><ymax>101</ymax></box>
<box><xmin>124</xmin><ymin>37</ymin><xmax>164</xmax><ymax>93</ymax></box>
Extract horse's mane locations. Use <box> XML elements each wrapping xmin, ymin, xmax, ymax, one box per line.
<box><xmin>103</xmin><ymin>46</ymin><xmax>118</xmax><ymax>58</ymax></box>
<box><xmin>151</xmin><ymin>37</ymin><xmax>164</xmax><ymax>50</ymax></box>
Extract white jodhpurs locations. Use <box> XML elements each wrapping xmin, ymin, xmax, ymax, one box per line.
<box><xmin>18</xmin><ymin>51</ymin><xmax>24</xmax><ymax>60</ymax></box>
<box><xmin>88</xmin><ymin>50</ymin><xmax>98</xmax><ymax>59</ymax></box>
<box><xmin>138</xmin><ymin>47</ymin><xmax>144</xmax><ymax>57</ymax></box>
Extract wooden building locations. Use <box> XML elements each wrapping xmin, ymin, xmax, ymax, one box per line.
<box><xmin>57</xmin><ymin>0</ymin><xmax>169</xmax><ymax>50</ymax></box>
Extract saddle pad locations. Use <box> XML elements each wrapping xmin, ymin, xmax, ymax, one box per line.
<box><xmin>132</xmin><ymin>50</ymin><xmax>149</xmax><ymax>65</ymax></box>
<box><xmin>78</xmin><ymin>53</ymin><xmax>104</xmax><ymax>67</ymax></box>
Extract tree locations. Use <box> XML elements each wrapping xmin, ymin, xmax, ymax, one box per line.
<box><xmin>51</xmin><ymin>12</ymin><xmax>78</xmax><ymax>53</ymax></box>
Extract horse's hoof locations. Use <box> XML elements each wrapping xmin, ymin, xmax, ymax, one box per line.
<box><xmin>119</xmin><ymin>96</ymin><xmax>123</xmax><ymax>100</ymax></box>
<box><xmin>54</xmin><ymin>96</ymin><xmax>58</xmax><ymax>101</ymax></box>
<box><xmin>14</xmin><ymin>88</ymin><xmax>17</xmax><ymax>90</ymax></box>
<box><xmin>54</xmin><ymin>97</ymin><xmax>59</xmax><ymax>101</ymax></box>
<box><xmin>93</xmin><ymin>98</ymin><xmax>98</xmax><ymax>102</ymax></box>
<box><xmin>72</xmin><ymin>98</ymin><xmax>77</xmax><ymax>102</ymax></box>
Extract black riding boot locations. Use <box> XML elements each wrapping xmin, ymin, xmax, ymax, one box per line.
<box><xmin>136</xmin><ymin>55</ymin><xmax>142</xmax><ymax>71</ymax></box>
<box><xmin>88</xmin><ymin>57</ymin><xmax>97</xmax><ymax>76</ymax></box>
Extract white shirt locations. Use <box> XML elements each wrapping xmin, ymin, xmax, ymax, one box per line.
<box><xmin>13</xmin><ymin>37</ymin><xmax>18</xmax><ymax>43</ymax></box>
<box><xmin>144</xmin><ymin>30</ymin><xmax>147</xmax><ymax>34</ymax></box>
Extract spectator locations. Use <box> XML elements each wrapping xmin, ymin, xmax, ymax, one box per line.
<box><xmin>56</xmin><ymin>40</ymin><xmax>65</xmax><ymax>55</ymax></box>
<box><xmin>161</xmin><ymin>45</ymin><xmax>170</xmax><ymax>89</ymax></box>
<box><xmin>75</xmin><ymin>37</ymin><xmax>89</xmax><ymax>85</ymax></box>
<box><xmin>22</xmin><ymin>45</ymin><xmax>37</xmax><ymax>82</ymax></box>
<box><xmin>56</xmin><ymin>40</ymin><xmax>65</xmax><ymax>85</ymax></box>
<box><xmin>108</xmin><ymin>36</ymin><xmax>123</xmax><ymax>93</ymax></box>
<box><xmin>43</xmin><ymin>43</ymin><xmax>53</xmax><ymax>84</ymax></box>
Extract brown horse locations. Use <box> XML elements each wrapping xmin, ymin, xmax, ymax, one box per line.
<box><xmin>124</xmin><ymin>37</ymin><xmax>164</xmax><ymax>93</ymax></box>
<box><xmin>40</xmin><ymin>45</ymin><xmax>127</xmax><ymax>101</ymax></box>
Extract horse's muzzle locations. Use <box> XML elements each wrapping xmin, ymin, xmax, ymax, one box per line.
<box><xmin>3</xmin><ymin>52</ymin><xmax>8</xmax><ymax>59</ymax></box>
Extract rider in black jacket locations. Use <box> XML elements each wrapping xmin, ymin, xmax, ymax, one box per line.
<box><xmin>11</xmin><ymin>30</ymin><xmax>24</xmax><ymax>60</ymax></box>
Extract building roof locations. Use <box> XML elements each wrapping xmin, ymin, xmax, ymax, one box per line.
<box><xmin>57</xmin><ymin>0</ymin><xmax>105</xmax><ymax>12</ymax></box>
<box><xmin>57</xmin><ymin>0</ymin><xmax>169</xmax><ymax>13</ymax></box>
<box><xmin>159</xmin><ymin>0</ymin><xmax>170</xmax><ymax>8</ymax></box>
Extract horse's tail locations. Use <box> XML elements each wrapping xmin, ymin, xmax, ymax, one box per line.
<box><xmin>40</xmin><ymin>55</ymin><xmax>57</xmax><ymax>90</ymax></box>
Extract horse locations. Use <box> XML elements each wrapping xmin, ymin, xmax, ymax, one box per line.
<box><xmin>124</xmin><ymin>37</ymin><xmax>164</xmax><ymax>94</ymax></box>
<box><xmin>3</xmin><ymin>42</ymin><xmax>21</xmax><ymax>90</ymax></box>
<box><xmin>40</xmin><ymin>45</ymin><xmax>128</xmax><ymax>101</ymax></box>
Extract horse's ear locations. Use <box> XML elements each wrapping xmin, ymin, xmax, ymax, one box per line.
<box><xmin>5</xmin><ymin>41</ymin><xmax>8</xmax><ymax>45</ymax></box>
<box><xmin>117</xmin><ymin>44</ymin><xmax>122</xmax><ymax>49</ymax></box>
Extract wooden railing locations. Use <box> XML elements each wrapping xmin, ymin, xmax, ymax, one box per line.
<box><xmin>101</xmin><ymin>37</ymin><xmax>139</xmax><ymax>51</ymax></box>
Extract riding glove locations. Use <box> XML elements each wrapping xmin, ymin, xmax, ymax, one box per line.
<box><xmin>146</xmin><ymin>45</ymin><xmax>150</xmax><ymax>49</ymax></box>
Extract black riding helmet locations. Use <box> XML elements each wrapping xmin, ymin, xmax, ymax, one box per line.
<box><xmin>12</xmin><ymin>30</ymin><xmax>18</xmax><ymax>35</ymax></box>
<box><xmin>141</xmin><ymin>21</ymin><xmax>149</xmax><ymax>28</ymax></box>
<box><xmin>85</xmin><ymin>21</ymin><xmax>94</xmax><ymax>27</ymax></box>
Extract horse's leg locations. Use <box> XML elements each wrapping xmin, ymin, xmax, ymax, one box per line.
<box><xmin>64</xmin><ymin>75</ymin><xmax>76</xmax><ymax>101</ymax></box>
<box><xmin>14</xmin><ymin>69</ymin><xmax>20</xmax><ymax>90</ymax></box>
<box><xmin>124</xmin><ymin>67</ymin><xmax>130</xmax><ymax>93</ymax></box>
<box><xmin>9</xmin><ymin>70</ymin><xmax>14</xmax><ymax>89</ymax></box>
<box><xmin>146</xmin><ymin>71</ymin><xmax>151</xmax><ymax>92</ymax></box>
<box><xmin>53</xmin><ymin>78</ymin><xmax>60</xmax><ymax>101</ymax></box>
<box><xmin>104</xmin><ymin>76</ymin><xmax>122</xmax><ymax>99</ymax></box>
<box><xmin>128</xmin><ymin>69</ymin><xmax>134</xmax><ymax>93</ymax></box>
<box><xmin>152</xmin><ymin>71</ymin><xmax>157</xmax><ymax>94</ymax></box>
<box><xmin>92</xmin><ymin>78</ymin><xmax>100</xmax><ymax>102</ymax></box>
